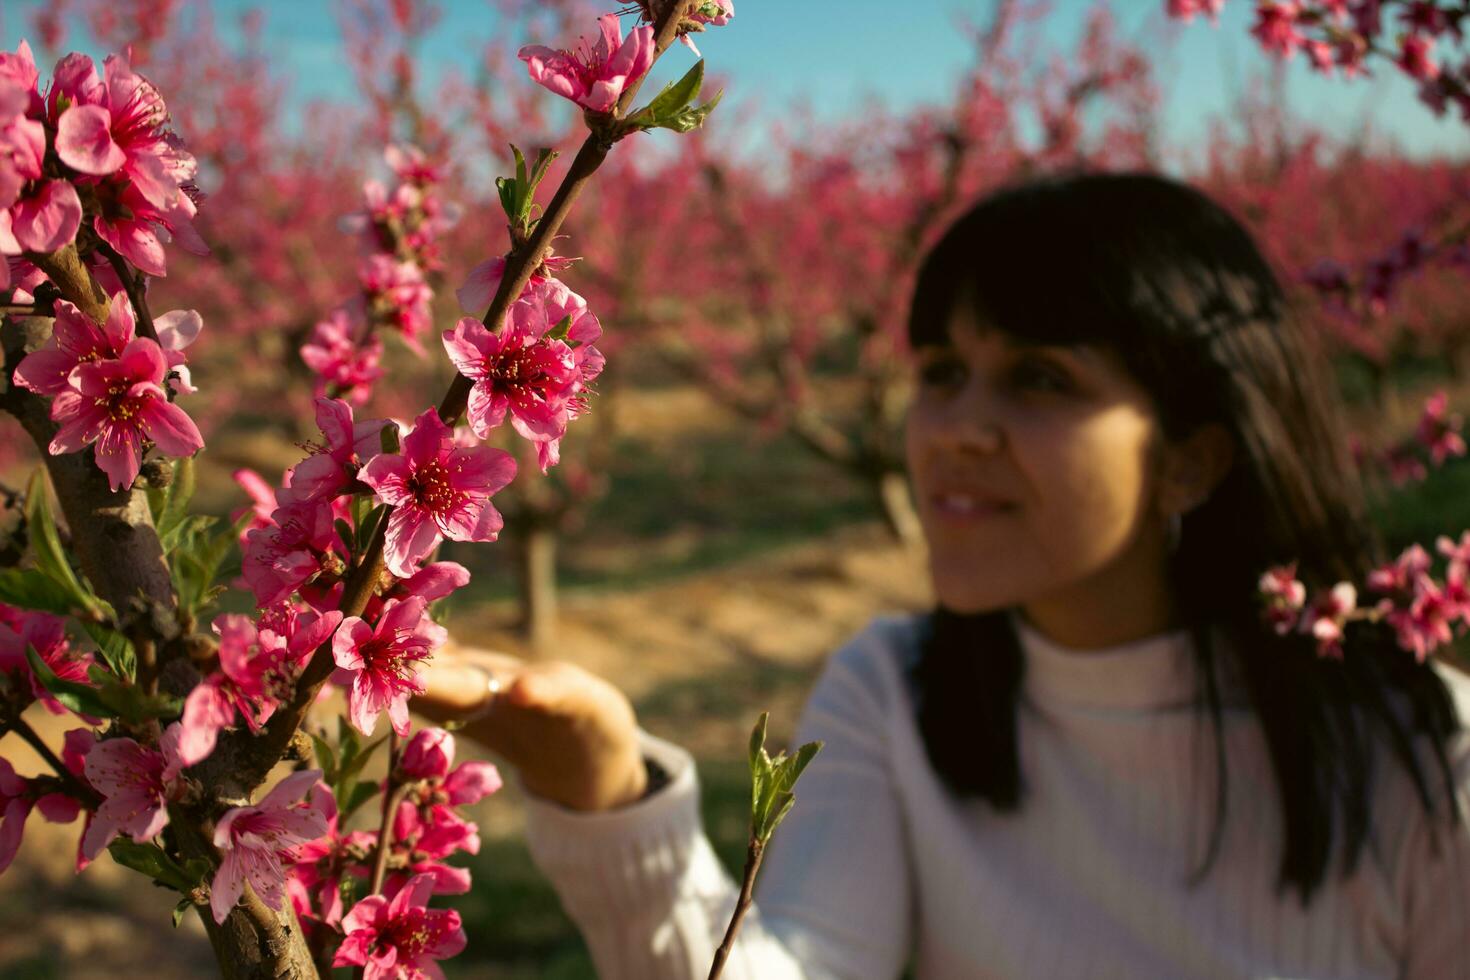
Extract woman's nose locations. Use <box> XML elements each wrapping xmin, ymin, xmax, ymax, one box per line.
<box><xmin>923</xmin><ymin>392</ymin><xmax>1006</xmax><ymax>455</ymax></box>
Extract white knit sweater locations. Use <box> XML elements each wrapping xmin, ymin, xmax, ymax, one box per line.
<box><xmin>523</xmin><ymin>615</ymin><xmax>1470</xmax><ymax>978</ymax></box>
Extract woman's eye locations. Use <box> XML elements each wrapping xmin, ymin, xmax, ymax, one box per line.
<box><xmin>917</xmin><ymin>358</ymin><xmax>965</xmax><ymax>387</ymax></box>
<box><xmin>1010</xmin><ymin>358</ymin><xmax>1072</xmax><ymax>393</ymax></box>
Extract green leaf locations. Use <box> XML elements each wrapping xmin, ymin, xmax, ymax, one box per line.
<box><xmin>171</xmin><ymin>516</ymin><xmax>239</xmax><ymax>620</ymax></box>
<box><xmin>25</xmin><ymin>469</ymin><xmax>105</xmax><ymax>619</ymax></box>
<box><xmin>546</xmin><ymin>314</ymin><xmax>575</xmax><ymax>343</ymax></box>
<box><xmin>766</xmin><ymin>793</ymin><xmax>797</xmax><ymax>837</ymax></box>
<box><xmin>340</xmin><ymin>779</ymin><xmax>380</xmax><ymax>823</ymax></box>
<box><xmin>27</xmin><ymin>644</ymin><xmax>179</xmax><ymax>721</ymax></box>
<box><xmin>153</xmin><ymin>457</ymin><xmax>196</xmax><ymax>546</ymax></box>
<box><xmin>495</xmin><ymin>140</ymin><xmax>521</xmax><ymax>224</ymax></box>
<box><xmin>351</xmin><ymin>494</ymin><xmax>374</xmax><ymax>533</ymax></box>
<box><xmin>310</xmin><ymin>731</ymin><xmax>338</xmax><ymax>784</ymax></box>
<box><xmin>780</xmin><ymin>740</ymin><xmax>823</xmax><ymax>791</ymax></box>
<box><xmin>743</xmin><ymin>713</ymin><xmax>822</xmax><ymax>843</ymax></box>
<box><xmin>496</xmin><ymin>144</ymin><xmax>558</xmax><ymax>234</ymax></box>
<box><xmin>108</xmin><ymin>839</ymin><xmax>195</xmax><ymax>893</ymax></box>
<box><xmin>659</xmin><ymin>89</ymin><xmax>723</xmax><ymax>134</ymax></box>
<box><xmin>356</xmin><ymin>504</ymin><xmax>388</xmax><ymax>554</ymax></box>
<box><xmin>79</xmin><ymin>620</ymin><xmax>136</xmax><ymax>680</ymax></box>
<box><xmin>748</xmin><ymin>712</ymin><xmax>768</xmax><ymax>773</ymax></box>
<box><xmin>0</xmin><ymin>567</ymin><xmax>77</xmax><ymax>615</ymax></box>
<box><xmin>25</xmin><ymin>643</ymin><xmax>112</xmax><ymax>717</ymax></box>
<box><xmin>172</xmin><ymin>897</ymin><xmax>192</xmax><ymax>928</ymax></box>
<box><xmin>527</xmin><ymin>147</ymin><xmax>557</xmax><ymax>197</ymax></box>
<box><xmin>334</xmin><ymin>518</ymin><xmax>355</xmax><ymax>553</ymax></box>
<box><xmin>380</xmin><ymin>425</ymin><xmax>400</xmax><ymax>455</ymax></box>
<box><xmin>159</xmin><ymin>512</ymin><xmax>215</xmax><ymax>557</ymax></box>
<box><xmin>339</xmin><ymin>734</ymin><xmax>386</xmax><ymax>793</ymax></box>
<box><xmin>512</xmin><ymin>142</ymin><xmax>528</xmax><ymax>186</ymax></box>
<box><xmin>640</xmin><ymin>59</ymin><xmax>705</xmax><ymax>125</ymax></box>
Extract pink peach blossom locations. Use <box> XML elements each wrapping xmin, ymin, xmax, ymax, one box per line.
<box><xmin>1398</xmin><ymin>34</ymin><xmax>1440</xmax><ymax>82</ymax></box>
<box><xmin>678</xmin><ymin>0</ymin><xmax>735</xmax><ymax>55</ymax></box>
<box><xmin>80</xmin><ymin>723</ymin><xmax>187</xmax><ymax>860</ymax></box>
<box><xmin>178</xmin><ymin>609</ymin><xmax>342</xmax><ymax>766</ymax></box>
<box><xmin>93</xmin><ymin>177</ymin><xmax>208</xmax><ymax>277</ymax></box>
<box><xmin>279</xmin><ymin>397</ymin><xmax>387</xmax><ymax>505</ymax></box>
<box><xmin>359</xmin><ymin>254</ymin><xmax>432</xmax><ymax>352</ymax></box>
<box><xmin>358</xmin><ymin>409</ymin><xmax>517</xmax><ymax>577</ymax></box>
<box><xmin>46</xmin><ymin>336</ymin><xmax>203</xmax><ymax>491</ymax></box>
<box><xmin>241</xmin><ymin>499</ymin><xmax>345</xmax><ymax>607</ymax></box>
<box><xmin>0</xmin><ymin>112</ymin><xmax>43</xmax><ymax>213</ymax></box>
<box><xmin>1299</xmin><ymin>582</ymin><xmax>1356</xmax><ymax>658</ymax></box>
<box><xmin>300</xmin><ymin>308</ymin><xmax>385</xmax><ymax>406</ymax></box>
<box><xmin>1415</xmin><ymin>391</ymin><xmax>1466</xmax><ymax>465</ymax></box>
<box><xmin>230</xmin><ymin>468</ymin><xmax>279</xmax><ymax>545</ymax></box>
<box><xmin>0</xmin><ymin>757</ymin><xmax>37</xmax><ymax>873</ymax></box>
<box><xmin>1389</xmin><ymin>580</ymin><xmax>1456</xmax><ymax>662</ymax></box>
<box><xmin>0</xmin><ymin>603</ymin><xmax>93</xmax><ymax>715</ymax></box>
<box><xmin>12</xmin><ymin>295</ymin><xmax>136</xmax><ymax>397</ymax></box>
<box><xmin>519</xmin><ymin>13</ymin><xmax>656</xmax><ymax>114</ymax></box>
<box><xmin>8</xmin><ymin>178</ymin><xmax>83</xmax><ymax>253</ymax></box>
<box><xmin>1250</xmin><ymin>2</ymin><xmax>1304</xmax><ymax>59</ymax></box>
<box><xmin>212</xmin><ymin>769</ymin><xmax>328</xmax><ymax>924</ymax></box>
<box><xmin>1166</xmin><ymin>0</ymin><xmax>1226</xmax><ymax>21</ymax></box>
<box><xmin>443</xmin><ymin>278</ymin><xmax>603</xmax><ymax>472</ymax></box>
<box><xmin>0</xmin><ymin>736</ymin><xmax>87</xmax><ymax>872</ymax></box>
<box><xmin>286</xmin><ymin>782</ymin><xmax>353</xmax><ymax>928</ymax></box>
<box><xmin>332</xmin><ymin>872</ymin><xmax>466</xmax><ymax>979</ymax></box>
<box><xmin>1258</xmin><ymin>564</ymin><xmax>1307</xmax><ymax>636</ymax></box>
<box><xmin>1367</xmin><ymin>544</ymin><xmax>1433</xmax><ymax>596</ymax></box>
<box><xmin>394</xmin><ymin>728</ymin><xmax>501</xmax><ymax>861</ymax></box>
<box><xmin>454</xmin><ymin>252</ymin><xmax>574</xmax><ymax>316</ymax></box>
<box><xmin>332</xmin><ymin>595</ymin><xmax>446</xmax><ymax>736</ymax></box>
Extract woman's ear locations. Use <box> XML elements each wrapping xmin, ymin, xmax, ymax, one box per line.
<box><xmin>1157</xmin><ymin>422</ymin><xmax>1235</xmax><ymax>517</ymax></box>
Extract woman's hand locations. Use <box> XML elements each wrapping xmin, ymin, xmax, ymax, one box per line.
<box><xmin>415</xmin><ymin>644</ymin><xmax>649</xmax><ymax>812</ymax></box>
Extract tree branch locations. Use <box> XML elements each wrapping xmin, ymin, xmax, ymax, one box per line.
<box><xmin>7</xmin><ymin>718</ymin><xmax>100</xmax><ymax>808</ymax></box>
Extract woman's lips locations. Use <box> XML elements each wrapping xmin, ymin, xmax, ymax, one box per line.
<box><xmin>927</xmin><ymin>490</ymin><xmax>1018</xmax><ymax>521</ymax></box>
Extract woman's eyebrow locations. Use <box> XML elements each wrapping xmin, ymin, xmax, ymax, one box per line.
<box><xmin>1006</xmin><ymin>339</ymin><xmax>1102</xmax><ymax>365</ymax></box>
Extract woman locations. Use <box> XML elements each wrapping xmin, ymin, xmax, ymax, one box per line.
<box><xmin>418</xmin><ymin>173</ymin><xmax>1470</xmax><ymax>978</ymax></box>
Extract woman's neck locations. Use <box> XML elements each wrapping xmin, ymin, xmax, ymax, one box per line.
<box><xmin>1020</xmin><ymin>532</ymin><xmax>1178</xmax><ymax>650</ymax></box>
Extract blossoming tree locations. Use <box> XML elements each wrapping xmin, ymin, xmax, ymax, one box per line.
<box><xmin>0</xmin><ymin>3</ymin><xmax>746</xmax><ymax>977</ymax></box>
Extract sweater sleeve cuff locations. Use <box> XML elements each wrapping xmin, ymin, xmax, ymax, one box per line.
<box><xmin>522</xmin><ymin>730</ymin><xmax>706</xmax><ymax>922</ymax></box>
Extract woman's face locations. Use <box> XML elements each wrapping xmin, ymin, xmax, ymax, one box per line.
<box><xmin>905</xmin><ymin>305</ymin><xmax>1180</xmax><ymax>642</ymax></box>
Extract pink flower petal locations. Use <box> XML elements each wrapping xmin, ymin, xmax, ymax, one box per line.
<box><xmin>258</xmin><ymin>768</ymin><xmax>322</xmax><ymax>812</ymax></box>
<box><xmin>0</xmin><ymin>797</ymin><xmax>34</xmax><ymax>873</ymax></box>
<box><xmin>445</xmin><ymin>761</ymin><xmax>502</xmax><ymax>805</ymax></box>
<box><xmin>211</xmin><ymin>851</ymin><xmax>247</xmax><ymax>923</ymax></box>
<box><xmin>383</xmin><ymin>506</ymin><xmax>441</xmax><ymax>578</ymax></box>
<box><xmin>359</xmin><ymin>451</ymin><xmax>413</xmax><ymax>506</ymax></box>
<box><xmin>12</xmin><ymin>180</ymin><xmax>82</xmax><ymax>252</ymax></box>
<box><xmin>153</xmin><ymin>309</ymin><xmax>202</xmax><ymax>351</ymax></box>
<box><xmin>141</xmin><ymin>398</ymin><xmax>204</xmax><ymax>457</ymax></box>
<box><xmin>397</xmin><ymin>562</ymin><xmax>470</xmax><ymax>601</ymax></box>
<box><xmin>55</xmin><ymin>104</ymin><xmax>125</xmax><ymax>175</ymax></box>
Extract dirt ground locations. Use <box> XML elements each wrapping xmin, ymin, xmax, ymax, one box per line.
<box><xmin>0</xmin><ymin>519</ymin><xmax>931</xmax><ymax>979</ymax></box>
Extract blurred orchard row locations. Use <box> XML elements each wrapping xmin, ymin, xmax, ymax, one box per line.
<box><xmin>3</xmin><ymin>0</ymin><xmax>1468</xmax><ymax>651</ymax></box>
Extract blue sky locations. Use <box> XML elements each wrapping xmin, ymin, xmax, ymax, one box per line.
<box><xmin>4</xmin><ymin>0</ymin><xmax>1468</xmax><ymax>162</ymax></box>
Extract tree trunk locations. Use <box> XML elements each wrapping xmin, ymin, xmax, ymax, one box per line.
<box><xmin>518</xmin><ymin>524</ymin><xmax>559</xmax><ymax>655</ymax></box>
<box><xmin>874</xmin><ymin>470</ymin><xmax>924</xmax><ymax>548</ymax></box>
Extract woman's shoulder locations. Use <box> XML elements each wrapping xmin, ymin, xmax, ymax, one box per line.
<box><xmin>1431</xmin><ymin>659</ymin><xmax>1470</xmax><ymax>774</ymax></box>
<box><xmin>806</xmin><ymin>612</ymin><xmax>929</xmax><ymax>715</ymax></box>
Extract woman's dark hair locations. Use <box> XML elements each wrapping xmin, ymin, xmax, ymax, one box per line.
<box><xmin>907</xmin><ymin>172</ymin><xmax>1461</xmax><ymax>903</ymax></box>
